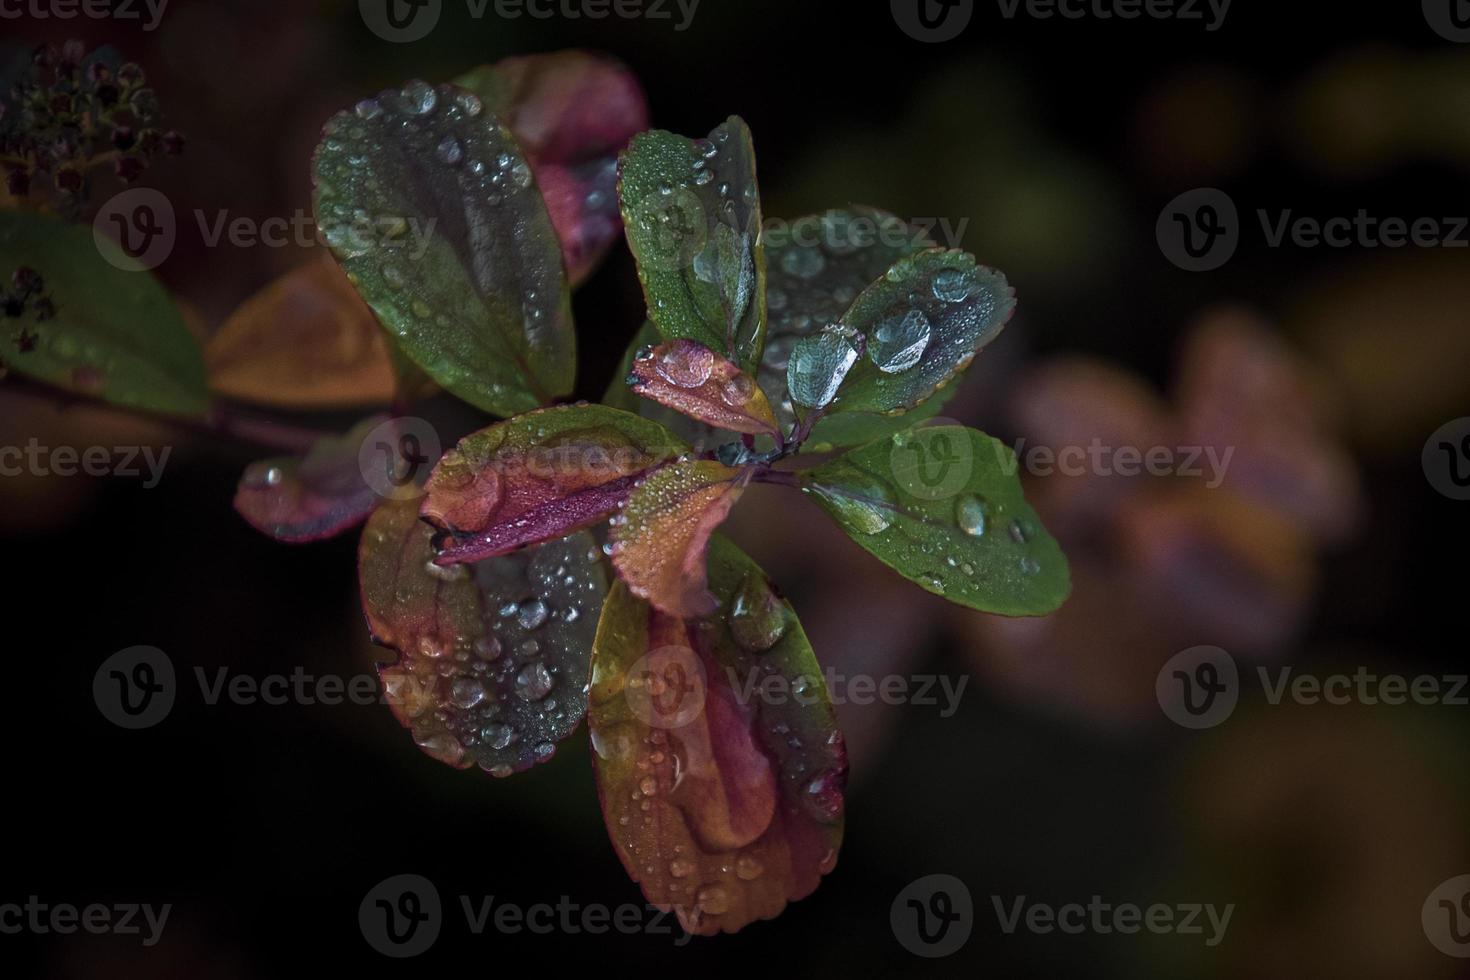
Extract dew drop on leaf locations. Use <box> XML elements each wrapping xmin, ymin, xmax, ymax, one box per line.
<box><xmin>868</xmin><ymin>309</ymin><xmax>931</xmax><ymax>374</ymax></box>
<box><xmin>955</xmin><ymin>494</ymin><xmax>988</xmax><ymax>537</ymax></box>
<box><xmin>728</xmin><ymin>572</ymin><xmax>788</xmax><ymax>653</ymax></box>
<box><xmin>787</xmin><ymin>328</ymin><xmax>859</xmax><ymax>409</ymax></box>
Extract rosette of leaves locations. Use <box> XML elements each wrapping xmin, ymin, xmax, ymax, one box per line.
<box><xmin>238</xmin><ymin>57</ymin><xmax>1068</xmax><ymax>936</ymax></box>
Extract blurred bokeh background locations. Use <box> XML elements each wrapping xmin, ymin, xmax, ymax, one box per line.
<box><xmin>4</xmin><ymin>0</ymin><xmax>1470</xmax><ymax>976</ymax></box>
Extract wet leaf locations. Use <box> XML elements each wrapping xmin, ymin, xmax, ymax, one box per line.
<box><xmin>206</xmin><ymin>255</ymin><xmax>399</xmax><ymax>409</ymax></box>
<box><xmin>605</xmin><ymin>321</ymin><xmax>723</xmax><ymax>453</ymax></box>
<box><xmin>831</xmin><ymin>249</ymin><xmax>1014</xmax><ymax>416</ymax></box>
<box><xmin>625</xmin><ymin>339</ymin><xmax>778</xmax><ymax>437</ymax></box>
<box><xmin>313</xmin><ymin>80</ymin><xmax>573</xmax><ymax>416</ymax></box>
<box><xmin>610</xmin><ymin>460</ymin><xmax>746</xmax><ymax>617</ymax></box>
<box><xmin>761</xmin><ymin>209</ymin><xmax>939</xmax><ymax>446</ymax></box>
<box><xmin>0</xmin><ymin>208</ymin><xmax>207</xmax><ymax>416</ymax></box>
<box><xmin>456</xmin><ymin>51</ymin><xmax>648</xmax><ymax>286</ymax></box>
<box><xmin>618</xmin><ymin>117</ymin><xmax>766</xmax><ymax>373</ymax></box>
<box><xmin>800</xmin><ymin>424</ymin><xmax>1069</xmax><ymax>615</ymax></box>
<box><xmin>589</xmin><ymin>535</ymin><xmax>845</xmax><ymax>935</ymax></box>
<box><xmin>422</xmin><ymin>404</ymin><xmax>687</xmax><ymax>564</ymax></box>
<box><xmin>233</xmin><ymin>414</ymin><xmax>390</xmax><ymax>543</ymax></box>
<box><xmin>359</xmin><ymin>498</ymin><xmax>607</xmax><ymax>775</ymax></box>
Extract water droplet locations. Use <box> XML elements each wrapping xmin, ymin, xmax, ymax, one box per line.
<box><xmin>516</xmin><ymin>662</ymin><xmax>554</xmax><ymax>701</ymax></box>
<box><xmin>695</xmin><ymin>885</ymin><xmax>729</xmax><ymax>915</ymax></box>
<box><xmin>1009</xmin><ymin>518</ymin><xmax>1034</xmax><ymax>544</ymax></box>
<box><xmin>729</xmin><ymin>572</ymin><xmax>787</xmax><ymax>653</ymax></box>
<box><xmin>656</xmin><ymin>342</ymin><xmax>715</xmax><ymax>388</ymax></box>
<box><xmin>806</xmin><ymin>473</ymin><xmax>894</xmax><ymax>534</ymax></box>
<box><xmin>735</xmin><ymin>854</ymin><xmax>764</xmax><ymax>880</ymax></box>
<box><xmin>933</xmin><ymin>267</ymin><xmax>975</xmax><ymax>303</ymax></box>
<box><xmin>517</xmin><ymin>599</ymin><xmax>550</xmax><ymax>631</ymax></box>
<box><xmin>670</xmin><ymin>857</ymin><xmax>694</xmax><ymax>878</ymax></box>
<box><xmin>354</xmin><ymin>98</ymin><xmax>382</xmax><ymax>120</ymax></box>
<box><xmin>869</xmin><ymin>309</ymin><xmax>931</xmax><ymax>373</ymax></box>
<box><xmin>400</xmin><ymin>79</ymin><xmax>437</xmax><ymax>115</ymax></box>
<box><xmin>449</xmin><ymin>676</ymin><xmax>486</xmax><ymax>709</ymax></box>
<box><xmin>780</xmin><ymin>246</ymin><xmax>825</xmax><ymax>279</ymax></box>
<box><xmin>719</xmin><ymin>374</ymin><xmax>756</xmax><ymax>407</ymax></box>
<box><xmin>483</xmin><ymin>722</ymin><xmax>517</xmax><ymax>750</ymax></box>
<box><xmin>435</xmin><ymin>135</ymin><xmax>463</xmax><ymax>165</ymax></box>
<box><xmin>381</xmin><ymin>264</ymin><xmax>405</xmax><ymax>288</ymax></box>
<box><xmin>803</xmin><ymin>769</ymin><xmax>845</xmax><ymax>823</ymax></box>
<box><xmin>1020</xmin><ymin>556</ymin><xmax>1041</xmax><ymax>575</ymax></box>
<box><xmin>455</xmin><ymin>91</ymin><xmax>482</xmax><ymax>117</ymax></box>
<box><xmin>956</xmin><ymin>495</ymin><xmax>987</xmax><ymax>537</ymax></box>
<box><xmin>787</xmin><ymin>329</ymin><xmax>858</xmax><ymax>409</ymax></box>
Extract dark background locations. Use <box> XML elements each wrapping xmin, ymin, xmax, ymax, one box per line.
<box><xmin>4</xmin><ymin>0</ymin><xmax>1470</xmax><ymax>976</ymax></box>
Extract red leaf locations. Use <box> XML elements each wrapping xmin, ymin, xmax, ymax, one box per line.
<box><xmin>589</xmin><ymin>536</ymin><xmax>846</xmax><ymax>935</ymax></box>
<box><xmin>421</xmin><ymin>405</ymin><xmax>686</xmax><ymax>564</ymax></box>
<box><xmin>233</xmin><ymin>415</ymin><xmax>390</xmax><ymax>542</ymax></box>
<box><xmin>626</xmin><ymin>340</ymin><xmax>780</xmax><ymax>437</ymax></box>
<box><xmin>610</xmin><ymin>460</ymin><xmax>746</xmax><ymax>618</ymax></box>
<box><xmin>359</xmin><ymin>499</ymin><xmax>607</xmax><ymax>774</ymax></box>
<box><xmin>458</xmin><ymin>51</ymin><xmax>648</xmax><ymax>286</ymax></box>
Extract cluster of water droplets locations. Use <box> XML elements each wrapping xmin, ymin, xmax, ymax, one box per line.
<box><xmin>314</xmin><ymin>80</ymin><xmax>558</xmax><ymax>385</ymax></box>
<box><xmin>397</xmin><ymin>533</ymin><xmax>605</xmax><ymax>775</ymax></box>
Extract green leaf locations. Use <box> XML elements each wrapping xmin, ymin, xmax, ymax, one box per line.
<box><xmin>760</xmin><ymin>207</ymin><xmax>932</xmax><ymax>440</ymax></box>
<box><xmin>800</xmin><ymin>424</ymin><xmax>1069</xmax><ymax>615</ymax></box>
<box><xmin>832</xmin><ymin>249</ymin><xmax>1014</xmax><ymax>416</ymax></box>
<box><xmin>313</xmin><ymin>81</ymin><xmax>574</xmax><ymax>416</ymax></box>
<box><xmin>0</xmin><ymin>209</ymin><xmax>207</xmax><ymax>416</ymax></box>
<box><xmin>359</xmin><ymin>498</ymin><xmax>607</xmax><ymax>775</ymax></box>
<box><xmin>589</xmin><ymin>534</ymin><xmax>845</xmax><ymax>935</ymax></box>
<box><xmin>800</xmin><ymin>388</ymin><xmax>957</xmax><ymax>453</ymax></box>
<box><xmin>617</xmin><ymin>116</ymin><xmax>766</xmax><ymax>374</ymax></box>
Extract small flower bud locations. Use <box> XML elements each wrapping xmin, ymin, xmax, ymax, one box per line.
<box><xmin>162</xmin><ymin>130</ymin><xmax>185</xmax><ymax>155</ymax></box>
<box><xmin>111</xmin><ymin>126</ymin><xmax>136</xmax><ymax>151</ymax></box>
